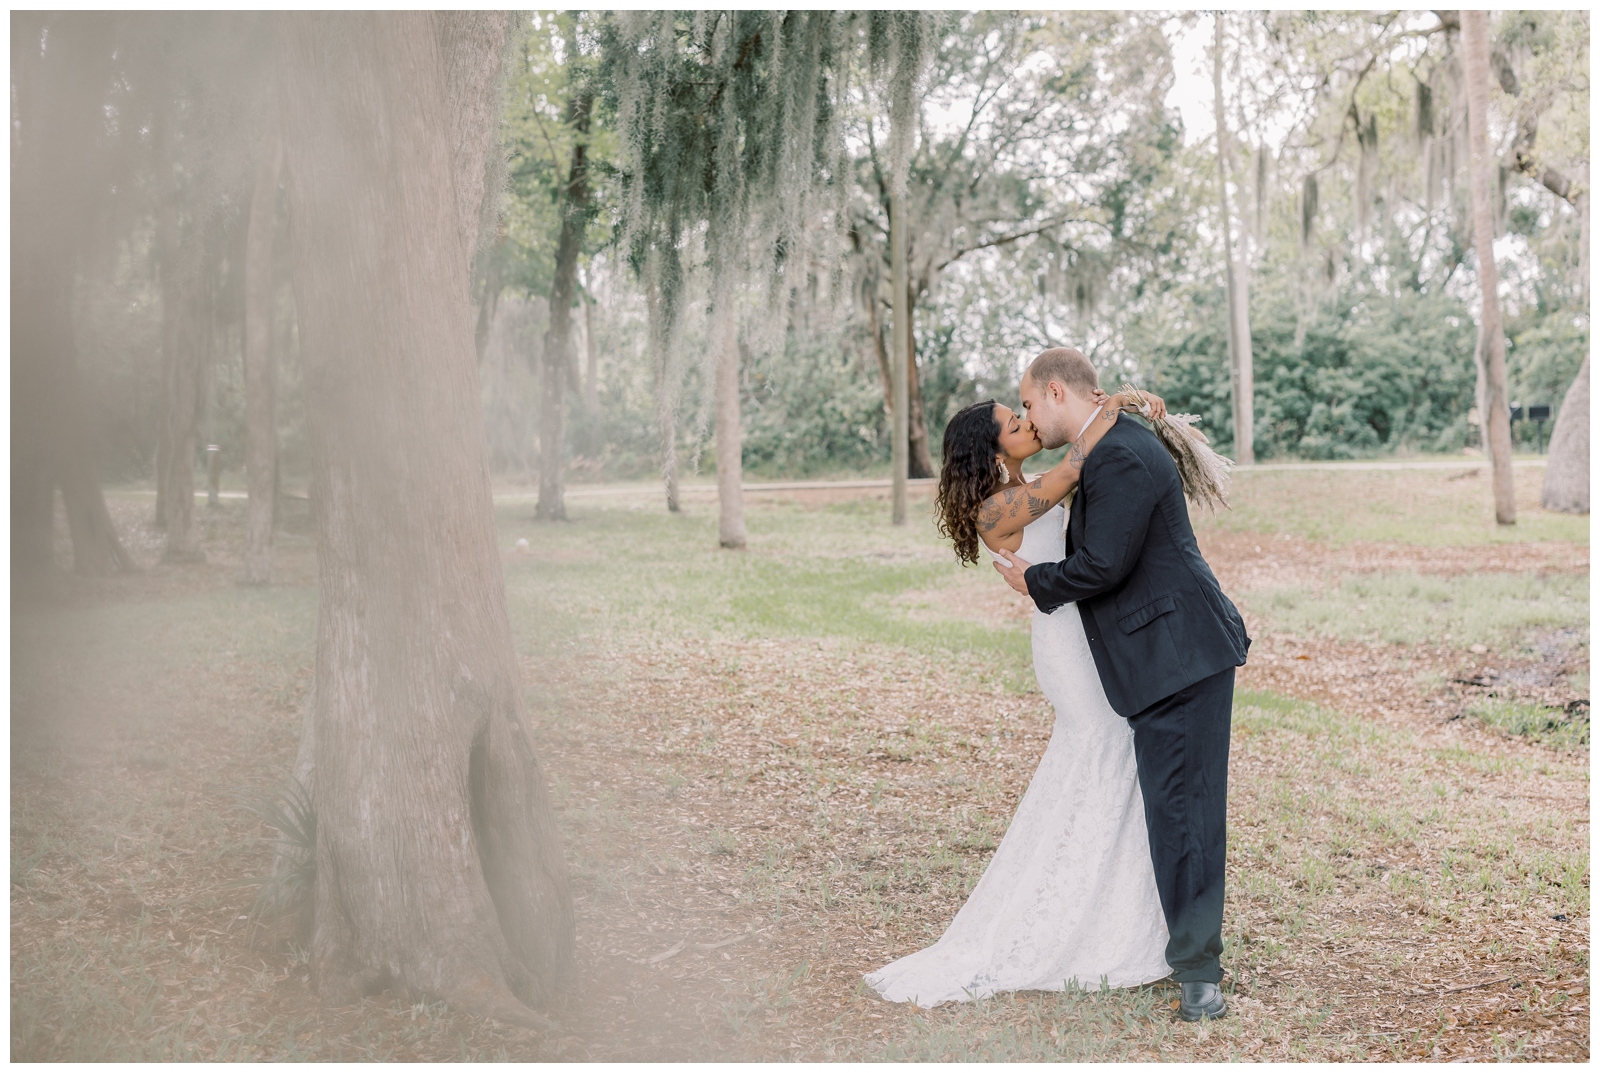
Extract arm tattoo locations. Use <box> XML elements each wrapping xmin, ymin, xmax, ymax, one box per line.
<box><xmin>1067</xmin><ymin>439</ymin><xmax>1087</xmax><ymax>469</ymax></box>
<box><xmin>1101</xmin><ymin>406</ymin><xmax>1117</xmax><ymax>422</ymax></box>
<box><xmin>1025</xmin><ymin>478</ymin><xmax>1051</xmax><ymax>518</ymax></box>
<box><xmin>981</xmin><ymin>477</ymin><xmax>1060</xmax><ymax>533</ymax></box>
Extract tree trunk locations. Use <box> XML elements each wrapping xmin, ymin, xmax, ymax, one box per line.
<box><xmin>536</xmin><ymin>86</ymin><xmax>593</xmax><ymax>522</ymax></box>
<box><xmin>1471</xmin><ymin>328</ymin><xmax>1489</xmax><ymax>452</ymax></box>
<box><xmin>903</xmin><ymin>281</ymin><xmax>937</xmax><ymax>480</ymax></box>
<box><xmin>156</xmin><ymin>203</ymin><xmax>208</xmax><ymax>564</ymax></box>
<box><xmin>55</xmin><ymin>332</ymin><xmax>139</xmax><ymax>576</ymax></box>
<box><xmin>867</xmin><ymin>286</ymin><xmax>894</xmax><ymax>419</ymax></box>
<box><xmin>1461</xmin><ymin>11</ymin><xmax>1515</xmax><ymax>525</ymax></box>
<box><xmin>713</xmin><ymin>289</ymin><xmax>746</xmax><ymax>548</ymax></box>
<box><xmin>11</xmin><ymin>13</ymin><xmax>138</xmax><ymax>581</ymax></box>
<box><xmin>582</xmin><ymin>285</ymin><xmax>600</xmax><ymax>416</ymax></box>
<box><xmin>868</xmin><ymin>274</ymin><xmax>936</xmax><ymax>480</ymax></box>
<box><xmin>154</xmin><ymin>339</ymin><xmax>173</xmax><ymax>530</ymax></box>
<box><xmin>890</xmin><ymin>190</ymin><xmax>909</xmax><ymax>525</ymax></box>
<box><xmin>646</xmin><ymin>265</ymin><xmax>680</xmax><ymax>512</ymax></box>
<box><xmin>243</xmin><ymin>126</ymin><xmax>283</xmax><ymax>585</ymax></box>
<box><xmin>275</xmin><ymin>11</ymin><xmax>572</xmax><ymax>1021</ymax></box>
<box><xmin>151</xmin><ymin>83</ymin><xmax>210</xmax><ymax>566</ymax></box>
<box><xmin>11</xmin><ymin>12</ymin><xmax>55</xmax><ymax>579</ymax></box>
<box><xmin>1542</xmin><ymin>355</ymin><xmax>1589</xmax><ymax>513</ymax></box>
<box><xmin>1213</xmin><ymin>13</ymin><xmax>1254</xmax><ymax>465</ymax></box>
<box><xmin>474</xmin><ymin>255</ymin><xmax>502</xmax><ymax>364</ymax></box>
<box><xmin>13</xmin><ymin>244</ymin><xmax>138</xmax><ymax>579</ymax></box>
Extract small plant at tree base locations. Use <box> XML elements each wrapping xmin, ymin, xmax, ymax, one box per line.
<box><xmin>233</xmin><ymin>776</ymin><xmax>317</xmax><ymax>935</ymax></box>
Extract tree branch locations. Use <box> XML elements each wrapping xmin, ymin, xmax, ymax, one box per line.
<box><xmin>933</xmin><ymin>214</ymin><xmax>1096</xmax><ymax>272</ymax></box>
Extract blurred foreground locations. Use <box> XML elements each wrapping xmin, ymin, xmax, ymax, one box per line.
<box><xmin>11</xmin><ymin>464</ymin><xmax>1588</xmax><ymax>1060</ymax></box>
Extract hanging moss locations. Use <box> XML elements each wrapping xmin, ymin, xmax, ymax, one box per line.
<box><xmin>601</xmin><ymin>11</ymin><xmax>933</xmax><ymax>467</ymax></box>
<box><xmin>1356</xmin><ymin>111</ymin><xmax>1378</xmax><ymax>237</ymax></box>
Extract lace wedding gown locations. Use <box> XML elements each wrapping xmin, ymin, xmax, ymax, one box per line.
<box><xmin>864</xmin><ymin>502</ymin><xmax>1170</xmax><ymax>1007</ymax></box>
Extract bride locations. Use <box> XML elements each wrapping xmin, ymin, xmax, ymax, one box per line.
<box><xmin>864</xmin><ymin>386</ymin><xmax>1173</xmax><ymax>1007</ymax></box>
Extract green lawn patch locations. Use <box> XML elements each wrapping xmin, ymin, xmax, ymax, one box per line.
<box><xmin>1245</xmin><ymin>571</ymin><xmax>1589</xmax><ymax>650</ymax></box>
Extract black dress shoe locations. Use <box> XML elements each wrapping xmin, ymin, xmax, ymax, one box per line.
<box><xmin>1178</xmin><ymin>981</ymin><xmax>1227</xmax><ymax>1021</ymax></box>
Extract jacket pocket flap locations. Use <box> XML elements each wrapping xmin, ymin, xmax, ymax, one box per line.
<box><xmin>1119</xmin><ymin>593</ymin><xmax>1177</xmax><ymax>633</ymax></box>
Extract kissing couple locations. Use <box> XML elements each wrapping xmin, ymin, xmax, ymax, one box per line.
<box><xmin>865</xmin><ymin>346</ymin><xmax>1250</xmax><ymax>1022</ymax></box>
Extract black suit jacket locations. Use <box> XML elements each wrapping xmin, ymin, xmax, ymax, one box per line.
<box><xmin>1023</xmin><ymin>416</ymin><xmax>1249</xmax><ymax>717</ymax></box>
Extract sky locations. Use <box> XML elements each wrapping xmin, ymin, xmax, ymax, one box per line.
<box><xmin>1163</xmin><ymin>14</ymin><xmax>1218</xmax><ymax>146</ymax></box>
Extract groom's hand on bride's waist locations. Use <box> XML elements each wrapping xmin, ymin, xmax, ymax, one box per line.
<box><xmin>992</xmin><ymin>552</ymin><xmax>1033</xmax><ymax>596</ymax></box>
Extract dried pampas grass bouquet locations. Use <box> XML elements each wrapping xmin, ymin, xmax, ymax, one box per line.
<box><xmin>1117</xmin><ymin>383</ymin><xmax>1234</xmax><ymax>513</ymax></box>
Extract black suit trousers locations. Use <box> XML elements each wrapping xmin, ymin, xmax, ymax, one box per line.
<box><xmin>1127</xmin><ymin>665</ymin><xmax>1233</xmax><ymax>983</ymax></box>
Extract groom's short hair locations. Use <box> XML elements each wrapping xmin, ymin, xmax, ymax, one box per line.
<box><xmin>1027</xmin><ymin>347</ymin><xmax>1099</xmax><ymax>399</ymax></box>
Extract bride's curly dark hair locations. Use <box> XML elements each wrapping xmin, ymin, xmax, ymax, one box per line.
<box><xmin>935</xmin><ymin>399</ymin><xmax>1005</xmax><ymax>565</ymax></box>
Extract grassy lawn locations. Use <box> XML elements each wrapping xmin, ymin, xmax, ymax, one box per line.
<box><xmin>1249</xmin><ymin>571</ymin><xmax>1589</xmax><ymax>652</ymax></box>
<box><xmin>1201</xmin><ymin>463</ymin><xmax>1586</xmax><ymax>545</ymax></box>
<box><xmin>10</xmin><ymin>473</ymin><xmax>1590</xmax><ymax>1060</ymax></box>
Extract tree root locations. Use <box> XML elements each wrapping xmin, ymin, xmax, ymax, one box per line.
<box><xmin>445</xmin><ymin>974</ymin><xmax>559</xmax><ymax>1033</ymax></box>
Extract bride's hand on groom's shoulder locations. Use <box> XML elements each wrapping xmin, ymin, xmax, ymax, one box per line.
<box><xmin>1091</xmin><ymin>387</ymin><xmax>1167</xmax><ymax>421</ymax></box>
<box><xmin>992</xmin><ymin>551</ymin><xmax>1032</xmax><ymax>596</ymax></box>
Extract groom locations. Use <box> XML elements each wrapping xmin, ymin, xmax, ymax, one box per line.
<box><xmin>994</xmin><ymin>347</ymin><xmax>1250</xmax><ymax>1022</ymax></box>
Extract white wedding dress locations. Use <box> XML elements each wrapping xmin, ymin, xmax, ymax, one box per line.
<box><xmin>865</xmin><ymin>501</ymin><xmax>1171</xmax><ymax>1007</ymax></box>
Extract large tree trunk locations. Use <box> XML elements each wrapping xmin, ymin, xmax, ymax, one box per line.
<box><xmin>713</xmin><ymin>288</ymin><xmax>746</xmax><ymax>548</ymax></box>
<box><xmin>276</xmin><ymin>11</ymin><xmax>572</xmax><ymax>1021</ymax></box>
<box><xmin>13</xmin><ymin>243</ymin><xmax>138</xmax><ymax>579</ymax></box>
<box><xmin>1213</xmin><ymin>13</ymin><xmax>1254</xmax><ymax>466</ymax></box>
<box><xmin>54</xmin><ymin>317</ymin><xmax>139</xmax><ymax>576</ymax></box>
<box><xmin>243</xmin><ymin>125</ymin><xmax>283</xmax><ymax>585</ymax></box>
<box><xmin>10</xmin><ymin>12</ymin><xmax>56</xmax><ymax>579</ymax></box>
<box><xmin>11</xmin><ymin>12</ymin><xmax>138</xmax><ymax>581</ymax></box>
<box><xmin>1542</xmin><ymin>355</ymin><xmax>1589</xmax><ymax>513</ymax></box>
<box><xmin>536</xmin><ymin>86</ymin><xmax>593</xmax><ymax>522</ymax></box>
<box><xmin>1462</xmin><ymin>11</ymin><xmax>1515</xmax><ymax>525</ymax></box>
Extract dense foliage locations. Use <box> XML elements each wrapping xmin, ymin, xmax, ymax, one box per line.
<box><xmin>59</xmin><ymin>11</ymin><xmax>1590</xmax><ymax>490</ymax></box>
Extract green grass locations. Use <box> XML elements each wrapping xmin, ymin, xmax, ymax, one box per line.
<box><xmin>1245</xmin><ymin>570</ymin><xmax>1590</xmax><ymax>649</ymax></box>
<box><xmin>1468</xmin><ymin>697</ymin><xmax>1590</xmax><ymax>749</ymax></box>
<box><xmin>497</xmin><ymin>497</ymin><xmax>1033</xmax><ymax>683</ymax></box>
<box><xmin>1199</xmin><ymin>466</ymin><xmax>1588</xmax><ymax>545</ymax></box>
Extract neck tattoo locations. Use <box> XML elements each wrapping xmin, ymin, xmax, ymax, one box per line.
<box><xmin>1073</xmin><ymin>405</ymin><xmax>1105</xmax><ymax>445</ymax></box>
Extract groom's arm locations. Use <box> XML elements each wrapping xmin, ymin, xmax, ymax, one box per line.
<box><xmin>1022</xmin><ymin>442</ymin><xmax>1157</xmax><ymax>614</ymax></box>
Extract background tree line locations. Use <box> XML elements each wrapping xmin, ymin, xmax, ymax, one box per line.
<box><xmin>49</xmin><ymin>11</ymin><xmax>1587</xmax><ymax>532</ymax></box>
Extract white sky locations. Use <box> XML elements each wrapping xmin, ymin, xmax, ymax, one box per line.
<box><xmin>1163</xmin><ymin>15</ymin><xmax>1217</xmax><ymax>146</ymax></box>
<box><xmin>920</xmin><ymin>14</ymin><xmax>1294</xmax><ymax>152</ymax></box>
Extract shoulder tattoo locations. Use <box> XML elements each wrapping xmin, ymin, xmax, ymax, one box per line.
<box><xmin>977</xmin><ymin>495</ymin><xmax>1005</xmax><ymax>533</ymax></box>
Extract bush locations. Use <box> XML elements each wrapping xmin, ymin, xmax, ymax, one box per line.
<box><xmin>1147</xmin><ymin>284</ymin><xmax>1479</xmax><ymax>460</ymax></box>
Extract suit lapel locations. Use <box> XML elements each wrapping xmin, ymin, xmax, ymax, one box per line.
<box><xmin>1065</xmin><ymin>488</ymin><xmax>1084</xmax><ymax>556</ymax></box>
